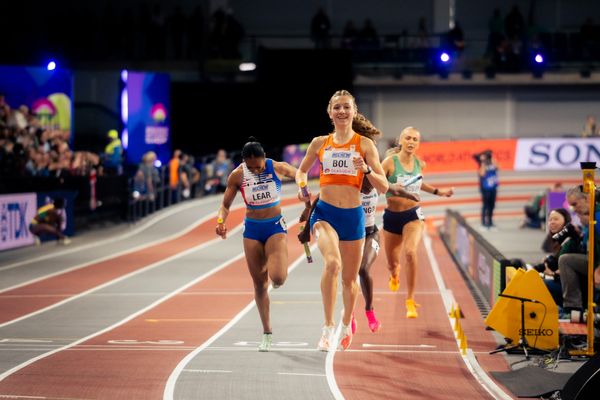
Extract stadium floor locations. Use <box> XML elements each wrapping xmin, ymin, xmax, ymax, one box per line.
<box><xmin>0</xmin><ymin>170</ymin><xmax>586</xmax><ymax>399</ymax></box>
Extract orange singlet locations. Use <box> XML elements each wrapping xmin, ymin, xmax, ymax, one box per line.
<box><xmin>318</xmin><ymin>133</ymin><xmax>365</xmax><ymax>189</ymax></box>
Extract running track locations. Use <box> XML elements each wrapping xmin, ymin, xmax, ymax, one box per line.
<box><xmin>0</xmin><ymin>171</ymin><xmax>582</xmax><ymax>399</ymax></box>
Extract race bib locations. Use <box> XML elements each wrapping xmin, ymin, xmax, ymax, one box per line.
<box><xmin>322</xmin><ymin>149</ymin><xmax>358</xmax><ymax>175</ymax></box>
<box><xmin>278</xmin><ymin>216</ymin><xmax>288</xmax><ymax>231</ymax></box>
<box><xmin>245</xmin><ymin>181</ymin><xmax>279</xmax><ymax>206</ymax></box>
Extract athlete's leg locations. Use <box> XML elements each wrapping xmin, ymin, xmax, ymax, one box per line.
<box><xmin>401</xmin><ymin>220</ymin><xmax>424</xmax><ymax>301</ymax></box>
<box><xmin>359</xmin><ymin>230</ymin><xmax>380</xmax><ymax>310</ymax></box>
<box><xmin>383</xmin><ymin>229</ymin><xmax>404</xmax><ymax>282</ymax></box>
<box><xmin>314</xmin><ymin>221</ymin><xmax>341</xmax><ymax>327</ymax></box>
<box><xmin>264</xmin><ymin>233</ymin><xmax>288</xmax><ymax>287</ymax></box>
<box><xmin>243</xmin><ymin>238</ymin><xmax>271</xmax><ymax>333</ymax></box>
<box><xmin>30</xmin><ymin>223</ymin><xmax>65</xmax><ymax>240</ymax></box>
<box><xmin>339</xmin><ymin>238</ymin><xmax>364</xmax><ymax>327</ymax></box>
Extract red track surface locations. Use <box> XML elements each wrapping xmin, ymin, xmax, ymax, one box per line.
<box><xmin>0</xmin><ymin>196</ymin><xmax>516</xmax><ymax>399</ymax></box>
<box><xmin>335</xmin><ymin>230</ymin><xmax>508</xmax><ymax>399</ymax></box>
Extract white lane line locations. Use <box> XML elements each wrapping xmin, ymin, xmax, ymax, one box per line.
<box><xmin>163</xmin><ymin>239</ymin><xmax>314</xmax><ymax>400</ymax></box>
<box><xmin>0</xmin><ymin>197</ymin><xmax>217</xmax><ymax>272</ymax></box>
<box><xmin>0</xmin><ymin>200</ymin><xmax>243</xmax><ymax>293</ymax></box>
<box><xmin>182</xmin><ymin>369</ymin><xmax>232</xmax><ymax>374</ymax></box>
<box><xmin>324</xmin><ymin>324</ymin><xmax>344</xmax><ymax>400</ymax></box>
<box><xmin>423</xmin><ymin>232</ymin><xmax>512</xmax><ymax>400</ymax></box>
<box><xmin>277</xmin><ymin>372</ymin><xmax>326</xmax><ymax>377</ymax></box>
<box><xmin>0</xmin><ymin>251</ymin><xmax>247</xmax><ymax>382</ymax></box>
<box><xmin>0</xmin><ymin>224</ymin><xmax>245</xmax><ymax>329</ymax></box>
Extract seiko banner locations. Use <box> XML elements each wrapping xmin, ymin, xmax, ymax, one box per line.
<box><xmin>515</xmin><ymin>138</ymin><xmax>600</xmax><ymax>170</ymax></box>
<box><xmin>0</xmin><ymin>193</ymin><xmax>36</xmax><ymax>251</ymax></box>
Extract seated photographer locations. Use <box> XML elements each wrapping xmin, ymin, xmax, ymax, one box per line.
<box><xmin>558</xmin><ymin>185</ymin><xmax>600</xmax><ymax>315</ymax></box>
<box><xmin>532</xmin><ymin>208</ymin><xmax>580</xmax><ymax>308</ymax></box>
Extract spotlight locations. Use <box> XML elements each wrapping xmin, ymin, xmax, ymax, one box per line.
<box><xmin>46</xmin><ymin>61</ymin><xmax>56</xmax><ymax>71</ymax></box>
<box><xmin>239</xmin><ymin>62</ymin><xmax>256</xmax><ymax>72</ymax></box>
<box><xmin>534</xmin><ymin>54</ymin><xmax>544</xmax><ymax>64</ymax></box>
<box><xmin>440</xmin><ymin>52</ymin><xmax>451</xmax><ymax>63</ymax></box>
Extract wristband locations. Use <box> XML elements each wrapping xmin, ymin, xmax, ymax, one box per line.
<box><xmin>364</xmin><ymin>166</ymin><xmax>372</xmax><ymax>175</ymax></box>
<box><xmin>433</xmin><ymin>188</ymin><xmax>439</xmax><ymax>195</ymax></box>
<box><xmin>217</xmin><ymin>217</ymin><xmax>224</xmax><ymax>224</ymax></box>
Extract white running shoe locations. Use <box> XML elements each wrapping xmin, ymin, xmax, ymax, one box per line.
<box><xmin>318</xmin><ymin>326</ymin><xmax>334</xmax><ymax>352</ymax></box>
<box><xmin>258</xmin><ymin>333</ymin><xmax>272</xmax><ymax>352</ymax></box>
<box><xmin>338</xmin><ymin>324</ymin><xmax>353</xmax><ymax>351</ymax></box>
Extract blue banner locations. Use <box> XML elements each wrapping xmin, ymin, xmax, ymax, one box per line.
<box><xmin>124</xmin><ymin>72</ymin><xmax>171</xmax><ymax>166</ymax></box>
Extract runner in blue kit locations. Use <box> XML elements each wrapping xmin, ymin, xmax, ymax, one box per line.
<box><xmin>382</xmin><ymin>127</ymin><xmax>454</xmax><ymax>318</ymax></box>
<box><xmin>216</xmin><ymin>138</ymin><xmax>297</xmax><ymax>352</ymax></box>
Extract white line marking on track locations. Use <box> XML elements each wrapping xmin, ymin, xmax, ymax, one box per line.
<box><xmin>0</xmin><ymin>204</ymin><xmax>220</xmax><ymax>293</ymax></box>
<box><xmin>0</xmin><ymin>198</ymin><xmax>217</xmax><ymax>273</ymax></box>
<box><xmin>163</xmin><ymin>237</ymin><xmax>313</xmax><ymax>400</ymax></box>
<box><xmin>182</xmin><ymin>369</ymin><xmax>232</xmax><ymax>374</ymax></box>
<box><xmin>325</xmin><ymin>324</ymin><xmax>345</xmax><ymax>400</ymax></box>
<box><xmin>423</xmin><ymin>231</ymin><xmax>512</xmax><ymax>400</ymax></box>
<box><xmin>277</xmin><ymin>372</ymin><xmax>326</xmax><ymax>377</ymax></box>
<box><xmin>0</xmin><ymin>225</ymin><xmax>244</xmax><ymax>329</ymax></box>
<box><xmin>0</xmin><ymin>250</ymin><xmax>247</xmax><ymax>382</ymax></box>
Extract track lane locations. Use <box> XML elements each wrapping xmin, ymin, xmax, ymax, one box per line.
<box><xmin>0</xmin><ymin>222</ymin><xmax>306</xmax><ymax>400</ymax></box>
<box><xmin>332</xmin><ymin>230</ymin><xmax>505</xmax><ymax>399</ymax></box>
<box><xmin>0</xmin><ymin>198</ymin><xmax>301</xmax><ymax>326</ymax></box>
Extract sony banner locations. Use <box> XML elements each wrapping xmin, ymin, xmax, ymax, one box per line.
<box><xmin>0</xmin><ymin>193</ymin><xmax>36</xmax><ymax>251</ymax></box>
<box><xmin>515</xmin><ymin>138</ymin><xmax>600</xmax><ymax>170</ymax></box>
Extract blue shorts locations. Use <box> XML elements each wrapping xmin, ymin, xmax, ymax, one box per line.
<box><xmin>243</xmin><ymin>215</ymin><xmax>287</xmax><ymax>243</ymax></box>
<box><xmin>310</xmin><ymin>199</ymin><xmax>365</xmax><ymax>241</ymax></box>
<box><xmin>383</xmin><ymin>207</ymin><xmax>424</xmax><ymax>235</ymax></box>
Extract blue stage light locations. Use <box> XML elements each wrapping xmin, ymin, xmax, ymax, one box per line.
<box><xmin>46</xmin><ymin>61</ymin><xmax>56</xmax><ymax>71</ymax></box>
<box><xmin>440</xmin><ymin>52</ymin><xmax>451</xmax><ymax>63</ymax></box>
<box><xmin>534</xmin><ymin>54</ymin><xmax>544</xmax><ymax>64</ymax></box>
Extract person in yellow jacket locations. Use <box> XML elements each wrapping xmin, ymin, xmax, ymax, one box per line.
<box><xmin>103</xmin><ymin>129</ymin><xmax>123</xmax><ymax>175</ymax></box>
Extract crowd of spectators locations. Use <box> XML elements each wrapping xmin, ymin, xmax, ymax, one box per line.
<box><xmin>0</xmin><ymin>94</ymin><xmax>100</xmax><ymax>178</ymax></box>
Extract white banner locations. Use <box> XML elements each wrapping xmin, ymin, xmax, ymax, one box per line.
<box><xmin>0</xmin><ymin>193</ymin><xmax>37</xmax><ymax>251</ymax></box>
<box><xmin>514</xmin><ymin>138</ymin><xmax>600</xmax><ymax>170</ymax></box>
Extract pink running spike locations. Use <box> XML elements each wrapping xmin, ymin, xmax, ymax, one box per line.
<box><xmin>365</xmin><ymin>309</ymin><xmax>381</xmax><ymax>333</ymax></box>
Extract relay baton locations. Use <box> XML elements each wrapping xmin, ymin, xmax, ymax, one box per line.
<box><xmin>299</xmin><ymin>182</ymin><xmax>313</xmax><ymax>263</ymax></box>
<box><xmin>403</xmin><ymin>175</ymin><xmax>423</xmax><ymax>187</ymax></box>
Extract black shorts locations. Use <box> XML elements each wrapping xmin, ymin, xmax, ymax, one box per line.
<box><xmin>382</xmin><ymin>206</ymin><xmax>424</xmax><ymax>235</ymax></box>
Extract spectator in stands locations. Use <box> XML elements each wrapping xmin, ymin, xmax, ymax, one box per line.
<box><xmin>521</xmin><ymin>182</ymin><xmax>563</xmax><ymax>230</ymax></box>
<box><xmin>133</xmin><ymin>151</ymin><xmax>160</xmax><ymax>201</ymax></box>
<box><xmin>558</xmin><ymin>185</ymin><xmax>600</xmax><ymax>315</ymax></box>
<box><xmin>29</xmin><ymin>197</ymin><xmax>71</xmax><ymax>245</ymax></box>
<box><xmin>414</xmin><ymin>17</ymin><xmax>430</xmax><ymax>48</ymax></box>
<box><xmin>581</xmin><ymin>115</ymin><xmax>599</xmax><ymax>137</ymax></box>
<box><xmin>169</xmin><ymin>149</ymin><xmax>182</xmax><ymax>191</ymax></box>
<box><xmin>447</xmin><ymin>21</ymin><xmax>465</xmax><ymax>56</ymax></box>
<box><xmin>533</xmin><ymin>208</ymin><xmax>581</xmax><ymax>308</ymax></box>
<box><xmin>487</xmin><ymin>8</ymin><xmax>504</xmax><ymax>58</ymax></box>
<box><xmin>505</xmin><ymin>5</ymin><xmax>525</xmax><ymax>42</ymax></box>
<box><xmin>341</xmin><ymin>20</ymin><xmax>358</xmax><ymax>49</ymax></box>
<box><xmin>475</xmin><ymin>149</ymin><xmax>499</xmax><ymax>231</ymax></box>
<box><xmin>310</xmin><ymin>7</ymin><xmax>331</xmax><ymax>49</ymax></box>
<box><xmin>204</xmin><ymin>149</ymin><xmax>233</xmax><ymax>194</ymax></box>
<box><xmin>358</xmin><ymin>19</ymin><xmax>379</xmax><ymax>49</ymax></box>
<box><xmin>181</xmin><ymin>153</ymin><xmax>201</xmax><ymax>198</ymax></box>
<box><xmin>102</xmin><ymin>129</ymin><xmax>123</xmax><ymax>175</ymax></box>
